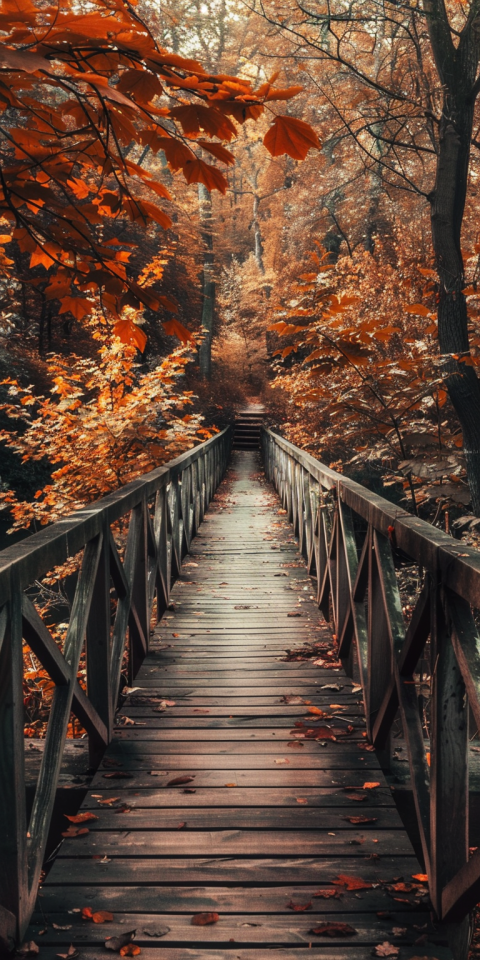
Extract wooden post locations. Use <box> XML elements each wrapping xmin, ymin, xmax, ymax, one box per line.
<box><xmin>430</xmin><ymin>584</ymin><xmax>469</xmax><ymax>953</ymax></box>
<box><xmin>129</xmin><ymin>500</ymin><xmax>149</xmax><ymax>681</ymax></box>
<box><xmin>86</xmin><ymin>520</ymin><xmax>113</xmax><ymax>764</ymax></box>
<box><xmin>0</xmin><ymin>595</ymin><xmax>27</xmax><ymax>945</ymax></box>
<box><xmin>367</xmin><ymin>529</ymin><xmax>392</xmax><ymax>760</ymax></box>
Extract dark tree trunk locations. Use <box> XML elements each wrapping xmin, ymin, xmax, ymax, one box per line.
<box><xmin>426</xmin><ymin>6</ymin><xmax>480</xmax><ymax>514</ymax></box>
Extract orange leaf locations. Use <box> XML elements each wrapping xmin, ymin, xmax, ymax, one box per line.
<box><xmin>404</xmin><ymin>303</ymin><xmax>431</xmax><ymax>316</ymax></box>
<box><xmin>263</xmin><ymin>115</ymin><xmax>321</xmax><ymax>160</ymax></box>
<box><xmin>64</xmin><ymin>812</ymin><xmax>98</xmax><ymax>824</ymax></box>
<box><xmin>333</xmin><ymin>875</ymin><xmax>373</xmax><ymax>891</ymax></box>
<box><xmin>197</xmin><ymin>140</ymin><xmax>235</xmax><ymax>165</ymax></box>
<box><xmin>30</xmin><ymin>246</ymin><xmax>55</xmax><ymax>270</ymax></box>
<box><xmin>362</xmin><ymin>782</ymin><xmax>380</xmax><ymax>789</ymax></box>
<box><xmin>117</xmin><ymin>69</ymin><xmax>162</xmax><ymax>103</ymax></box>
<box><xmin>58</xmin><ymin>297</ymin><xmax>93</xmax><ymax>321</ymax></box>
<box><xmin>93</xmin><ymin>912</ymin><xmax>114</xmax><ymax>924</ymax></box>
<box><xmin>412</xmin><ymin>873</ymin><xmax>428</xmax><ymax>883</ymax></box>
<box><xmin>265</xmin><ymin>85</ymin><xmax>304</xmax><ymax>101</ymax></box>
<box><xmin>163</xmin><ymin>318</ymin><xmax>193</xmax><ymax>342</ymax></box>
<box><xmin>183</xmin><ymin>159</ymin><xmax>228</xmax><ymax>194</ymax></box>
<box><xmin>119</xmin><ymin>945</ymin><xmax>141</xmax><ymax>956</ymax></box>
<box><xmin>113</xmin><ymin>318</ymin><xmax>147</xmax><ymax>352</ymax></box>
<box><xmin>191</xmin><ymin>913</ymin><xmax>219</xmax><ymax>925</ymax></box>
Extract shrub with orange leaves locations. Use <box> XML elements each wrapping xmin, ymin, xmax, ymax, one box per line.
<box><xmin>269</xmin><ymin>241</ymin><xmax>470</xmax><ymax>513</ymax></box>
<box><xmin>0</xmin><ymin>327</ymin><xmax>209</xmax><ymax>530</ymax></box>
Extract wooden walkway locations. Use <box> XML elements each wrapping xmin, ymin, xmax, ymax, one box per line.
<box><xmin>31</xmin><ymin>452</ymin><xmax>451</xmax><ymax>960</ymax></box>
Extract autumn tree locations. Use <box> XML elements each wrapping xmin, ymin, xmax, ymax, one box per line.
<box><xmin>250</xmin><ymin>0</ymin><xmax>480</xmax><ymax>513</ymax></box>
<box><xmin>0</xmin><ymin>0</ymin><xmax>319</xmax><ymax>355</ymax></box>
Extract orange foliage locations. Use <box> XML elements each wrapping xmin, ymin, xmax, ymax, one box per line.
<box><xmin>0</xmin><ymin>0</ymin><xmax>319</xmax><ymax>345</ymax></box>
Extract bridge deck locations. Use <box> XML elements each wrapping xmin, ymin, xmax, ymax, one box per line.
<box><xmin>31</xmin><ymin>452</ymin><xmax>450</xmax><ymax>959</ymax></box>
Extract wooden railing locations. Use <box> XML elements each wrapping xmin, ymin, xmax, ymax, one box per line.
<box><xmin>263</xmin><ymin>427</ymin><xmax>480</xmax><ymax>928</ymax></box>
<box><xmin>0</xmin><ymin>427</ymin><xmax>231</xmax><ymax>946</ymax></box>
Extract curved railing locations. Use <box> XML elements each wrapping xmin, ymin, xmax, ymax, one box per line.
<box><xmin>263</xmin><ymin>426</ymin><xmax>480</xmax><ymax>926</ymax></box>
<box><xmin>0</xmin><ymin>427</ymin><xmax>232</xmax><ymax>946</ymax></box>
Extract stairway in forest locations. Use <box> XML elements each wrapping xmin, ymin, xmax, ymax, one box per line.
<box><xmin>232</xmin><ymin>405</ymin><xmax>264</xmax><ymax>450</ymax></box>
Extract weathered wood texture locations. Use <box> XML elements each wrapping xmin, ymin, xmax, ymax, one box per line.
<box><xmin>28</xmin><ymin>453</ymin><xmax>444</xmax><ymax>960</ymax></box>
<box><xmin>0</xmin><ymin>428</ymin><xmax>231</xmax><ymax>946</ymax></box>
<box><xmin>263</xmin><ymin>427</ymin><xmax>480</xmax><ymax>930</ymax></box>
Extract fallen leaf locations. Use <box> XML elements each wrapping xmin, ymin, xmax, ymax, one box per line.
<box><xmin>287</xmin><ymin>741</ymin><xmax>304</xmax><ymax>748</ymax></box>
<box><xmin>392</xmin><ymin>927</ymin><xmax>407</xmax><ymax>937</ymax></box>
<box><xmin>342</xmin><ymin>816</ymin><xmax>378</xmax><ymax>825</ymax></box>
<box><xmin>105</xmin><ymin>930</ymin><xmax>137</xmax><ymax>952</ymax></box>
<box><xmin>274</xmin><ymin>759</ymin><xmax>290</xmax><ymax>764</ymax></box>
<box><xmin>102</xmin><ymin>772</ymin><xmax>133</xmax><ymax>779</ymax></box>
<box><xmin>390</xmin><ymin>882</ymin><xmax>415</xmax><ymax>893</ymax></box>
<box><xmin>287</xmin><ymin>900</ymin><xmax>312</xmax><ymax>911</ymax></box>
<box><xmin>102</xmin><ymin>758</ymin><xmax>122</xmax><ymax>768</ymax></box>
<box><xmin>65</xmin><ymin>812</ymin><xmax>98</xmax><ymax>824</ymax></box>
<box><xmin>183</xmin><ymin>788</ymin><xmax>196</xmax><ymax>793</ymax></box>
<box><xmin>97</xmin><ymin>797</ymin><xmax>121</xmax><ymax>806</ymax></box>
<box><xmin>312</xmin><ymin>889</ymin><xmax>341</xmax><ymax>899</ymax></box>
<box><xmin>320</xmin><ymin>684</ymin><xmax>343</xmax><ymax>691</ymax></box>
<box><xmin>287</xmin><ymin>611</ymin><xmax>302</xmax><ymax>617</ymax></box>
<box><xmin>18</xmin><ymin>946</ymin><xmax>39</xmax><ymax>958</ymax></box>
<box><xmin>120</xmin><ymin>945</ymin><xmax>141</xmax><ymax>956</ymax></box>
<box><xmin>309</xmin><ymin>923</ymin><xmax>357</xmax><ymax>937</ymax></box>
<box><xmin>191</xmin><ymin>913</ymin><xmax>219</xmax><ymax>925</ymax></box>
<box><xmin>307</xmin><ymin>706</ymin><xmax>329</xmax><ymax>717</ymax></box>
<box><xmin>296</xmin><ymin>798</ymin><xmax>308</xmax><ymax>804</ymax></box>
<box><xmin>225</xmin><ymin>783</ymin><xmax>237</xmax><ymax>787</ymax></box>
<box><xmin>363</xmin><ymin>782</ymin><xmax>381</xmax><ymax>789</ymax></box>
<box><xmin>61</xmin><ymin>826</ymin><xmax>89</xmax><ymax>837</ymax></box>
<box><xmin>373</xmin><ymin>943</ymin><xmax>399</xmax><ymax>957</ymax></box>
<box><xmin>56</xmin><ymin>948</ymin><xmax>79</xmax><ymax>959</ymax></box>
<box><xmin>93</xmin><ymin>912</ymin><xmax>114</xmax><ymax>923</ymax></box>
<box><xmin>52</xmin><ymin>924</ymin><xmax>72</xmax><ymax>930</ymax></box>
<box><xmin>333</xmin><ymin>875</ymin><xmax>373</xmax><ymax>891</ymax></box>
<box><xmin>345</xmin><ymin>792</ymin><xmax>367</xmax><ymax>801</ymax></box>
<box><xmin>167</xmin><ymin>775</ymin><xmax>195</xmax><ymax>786</ymax></box>
<box><xmin>412</xmin><ymin>873</ymin><xmax>428</xmax><ymax>883</ymax></box>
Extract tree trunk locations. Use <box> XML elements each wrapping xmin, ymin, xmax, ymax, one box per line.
<box><xmin>431</xmin><ymin>105</ymin><xmax>480</xmax><ymax>515</ymax></box>
<box><xmin>198</xmin><ymin>184</ymin><xmax>215</xmax><ymax>379</ymax></box>
<box><xmin>253</xmin><ymin>195</ymin><xmax>265</xmax><ymax>274</ymax></box>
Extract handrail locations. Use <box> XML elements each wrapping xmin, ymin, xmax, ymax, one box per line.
<box><xmin>0</xmin><ymin>426</ymin><xmax>232</xmax><ymax>948</ymax></box>
<box><xmin>263</xmin><ymin>427</ymin><xmax>480</xmax><ymax>928</ymax></box>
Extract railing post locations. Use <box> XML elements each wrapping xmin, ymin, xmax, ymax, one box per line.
<box><xmin>366</xmin><ymin>530</ymin><xmax>392</xmax><ymax>761</ymax></box>
<box><xmin>430</xmin><ymin>584</ymin><xmax>469</xmax><ymax>954</ymax></box>
<box><xmin>0</xmin><ymin>593</ymin><xmax>27</xmax><ymax>947</ymax></box>
<box><xmin>129</xmin><ymin>499</ymin><xmax>149</xmax><ymax>680</ymax></box>
<box><xmin>86</xmin><ymin>519</ymin><xmax>113</xmax><ymax>763</ymax></box>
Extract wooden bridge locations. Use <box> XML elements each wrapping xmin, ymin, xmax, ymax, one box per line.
<box><xmin>2</xmin><ymin>421</ymin><xmax>480</xmax><ymax>959</ymax></box>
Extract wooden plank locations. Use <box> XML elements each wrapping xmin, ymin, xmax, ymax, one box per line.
<box><xmin>45</xmin><ymin>853</ymin><xmax>426</xmax><ymax>885</ymax></box>
<box><xmin>36</xmin><ymin>883</ymin><xmax>428</xmax><ymax>914</ymax></box>
<box><xmin>81</xmin><ymin>786</ymin><xmax>396</xmax><ymax>808</ymax></box>
<box><xmin>26</xmin><ymin>947</ymin><xmax>452</xmax><ymax>960</ymax></box>
<box><xmin>29</xmin><ymin>912</ymin><xmax>439</xmax><ymax>948</ymax></box>
<box><xmin>73</xmin><ymin>806</ymin><xmax>406</xmax><ymax>830</ymax></box>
